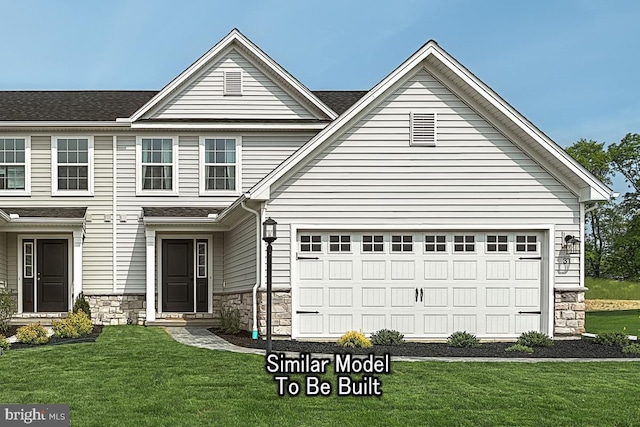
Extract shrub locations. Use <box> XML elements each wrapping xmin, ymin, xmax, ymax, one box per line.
<box><xmin>72</xmin><ymin>292</ymin><xmax>91</xmax><ymax>319</ymax></box>
<box><xmin>505</xmin><ymin>344</ymin><xmax>534</xmax><ymax>354</ymax></box>
<box><xmin>622</xmin><ymin>343</ymin><xmax>640</xmax><ymax>354</ymax></box>
<box><xmin>517</xmin><ymin>331</ymin><xmax>553</xmax><ymax>347</ymax></box>
<box><xmin>337</xmin><ymin>331</ymin><xmax>372</xmax><ymax>348</ymax></box>
<box><xmin>0</xmin><ymin>334</ymin><xmax>9</xmax><ymax>351</ymax></box>
<box><xmin>16</xmin><ymin>323</ymin><xmax>49</xmax><ymax>345</ymax></box>
<box><xmin>52</xmin><ymin>311</ymin><xmax>93</xmax><ymax>338</ymax></box>
<box><xmin>370</xmin><ymin>329</ymin><xmax>405</xmax><ymax>346</ymax></box>
<box><xmin>0</xmin><ymin>289</ymin><xmax>16</xmax><ymax>334</ymax></box>
<box><xmin>219</xmin><ymin>306</ymin><xmax>241</xmax><ymax>334</ymax></box>
<box><xmin>447</xmin><ymin>331</ymin><xmax>481</xmax><ymax>348</ymax></box>
<box><xmin>593</xmin><ymin>331</ymin><xmax>631</xmax><ymax>347</ymax></box>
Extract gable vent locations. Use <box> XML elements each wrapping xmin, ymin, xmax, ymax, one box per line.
<box><xmin>224</xmin><ymin>71</ymin><xmax>243</xmax><ymax>96</ymax></box>
<box><xmin>410</xmin><ymin>112</ymin><xmax>436</xmax><ymax>146</ymax></box>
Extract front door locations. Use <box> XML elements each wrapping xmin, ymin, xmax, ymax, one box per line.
<box><xmin>162</xmin><ymin>239</ymin><xmax>194</xmax><ymax>312</ymax></box>
<box><xmin>36</xmin><ymin>239</ymin><xmax>69</xmax><ymax>312</ymax></box>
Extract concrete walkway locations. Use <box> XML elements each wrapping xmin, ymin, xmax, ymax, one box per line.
<box><xmin>163</xmin><ymin>327</ymin><xmax>640</xmax><ymax>363</ymax></box>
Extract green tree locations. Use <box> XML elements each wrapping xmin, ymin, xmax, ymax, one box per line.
<box><xmin>609</xmin><ymin>133</ymin><xmax>640</xmax><ymax>209</ymax></box>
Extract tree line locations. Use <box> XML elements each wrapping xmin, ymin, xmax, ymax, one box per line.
<box><xmin>566</xmin><ymin>133</ymin><xmax>640</xmax><ymax>280</ymax></box>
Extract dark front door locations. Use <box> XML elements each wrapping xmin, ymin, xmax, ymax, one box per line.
<box><xmin>37</xmin><ymin>239</ymin><xmax>68</xmax><ymax>312</ymax></box>
<box><xmin>162</xmin><ymin>239</ymin><xmax>194</xmax><ymax>312</ymax></box>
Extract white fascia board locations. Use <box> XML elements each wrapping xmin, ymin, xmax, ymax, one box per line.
<box><xmin>579</xmin><ymin>186</ymin><xmax>610</xmax><ymax>202</ymax></box>
<box><xmin>215</xmin><ymin>194</ymin><xmax>247</xmax><ymax>223</ymax></box>
<box><xmin>142</xmin><ymin>217</ymin><xmax>219</xmax><ymax>225</ymax></box>
<box><xmin>129</xmin><ymin>122</ymin><xmax>328</xmax><ymax>131</ymax></box>
<box><xmin>0</xmin><ymin>121</ymin><xmax>129</xmax><ymax>128</ymax></box>
<box><xmin>10</xmin><ymin>218</ymin><xmax>85</xmax><ymax>225</ymax></box>
<box><xmin>428</xmin><ymin>48</ymin><xmax>613</xmax><ymax>201</ymax></box>
<box><xmin>247</xmin><ymin>42</ymin><xmax>438</xmax><ymax>199</ymax></box>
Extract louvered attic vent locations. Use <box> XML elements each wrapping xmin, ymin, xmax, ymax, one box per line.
<box><xmin>410</xmin><ymin>112</ymin><xmax>436</xmax><ymax>146</ymax></box>
<box><xmin>224</xmin><ymin>71</ymin><xmax>243</xmax><ymax>95</ymax></box>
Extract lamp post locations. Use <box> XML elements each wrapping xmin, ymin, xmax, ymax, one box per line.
<box><xmin>262</xmin><ymin>217</ymin><xmax>277</xmax><ymax>354</ymax></box>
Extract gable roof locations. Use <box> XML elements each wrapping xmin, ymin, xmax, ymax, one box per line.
<box><xmin>128</xmin><ymin>29</ymin><xmax>338</xmax><ymax>122</ymax></box>
<box><xmin>246</xmin><ymin>41</ymin><xmax>613</xmax><ymax>203</ymax></box>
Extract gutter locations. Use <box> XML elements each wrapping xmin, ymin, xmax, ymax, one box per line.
<box><xmin>240</xmin><ymin>200</ymin><xmax>261</xmax><ymax>340</ymax></box>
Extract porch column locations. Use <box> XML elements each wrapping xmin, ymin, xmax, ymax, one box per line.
<box><xmin>145</xmin><ymin>229</ymin><xmax>156</xmax><ymax>322</ymax></box>
<box><xmin>72</xmin><ymin>229</ymin><xmax>83</xmax><ymax>306</ymax></box>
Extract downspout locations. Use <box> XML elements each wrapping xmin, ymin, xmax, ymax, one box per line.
<box><xmin>112</xmin><ymin>136</ymin><xmax>118</xmax><ymax>293</ymax></box>
<box><xmin>240</xmin><ymin>200</ymin><xmax>261</xmax><ymax>340</ymax></box>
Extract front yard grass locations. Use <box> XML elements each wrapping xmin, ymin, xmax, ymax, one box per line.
<box><xmin>0</xmin><ymin>326</ymin><xmax>639</xmax><ymax>426</ymax></box>
<box><xmin>585</xmin><ymin>309</ymin><xmax>640</xmax><ymax>336</ymax></box>
<box><xmin>585</xmin><ymin>277</ymin><xmax>640</xmax><ymax>300</ymax></box>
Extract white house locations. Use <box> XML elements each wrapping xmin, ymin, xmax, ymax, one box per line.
<box><xmin>0</xmin><ymin>29</ymin><xmax>611</xmax><ymax>340</ymax></box>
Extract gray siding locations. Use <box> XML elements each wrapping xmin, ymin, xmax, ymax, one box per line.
<box><xmin>7</xmin><ymin>233</ymin><xmax>16</xmax><ymax>294</ymax></box>
<box><xmin>0</xmin><ymin>232</ymin><xmax>7</xmax><ymax>286</ymax></box>
<box><xmin>267</xmin><ymin>67</ymin><xmax>581</xmax><ymax>288</ymax></box>
<box><xmin>150</xmin><ymin>48</ymin><xmax>317</xmax><ymax>120</ymax></box>
<box><xmin>223</xmin><ymin>216</ymin><xmax>257</xmax><ymax>293</ymax></box>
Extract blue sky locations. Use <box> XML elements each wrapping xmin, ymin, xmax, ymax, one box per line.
<box><xmin>2</xmin><ymin>0</ymin><xmax>640</xmax><ymax>193</ymax></box>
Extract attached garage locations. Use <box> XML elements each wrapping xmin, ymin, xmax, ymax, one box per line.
<box><xmin>293</xmin><ymin>230</ymin><xmax>551</xmax><ymax>339</ymax></box>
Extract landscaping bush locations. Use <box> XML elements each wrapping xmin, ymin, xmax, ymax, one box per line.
<box><xmin>593</xmin><ymin>331</ymin><xmax>631</xmax><ymax>347</ymax></box>
<box><xmin>517</xmin><ymin>331</ymin><xmax>553</xmax><ymax>347</ymax></box>
<box><xmin>0</xmin><ymin>289</ymin><xmax>16</xmax><ymax>334</ymax></box>
<box><xmin>622</xmin><ymin>343</ymin><xmax>640</xmax><ymax>354</ymax></box>
<box><xmin>447</xmin><ymin>331</ymin><xmax>481</xmax><ymax>348</ymax></box>
<box><xmin>505</xmin><ymin>344</ymin><xmax>534</xmax><ymax>354</ymax></box>
<box><xmin>337</xmin><ymin>331</ymin><xmax>372</xmax><ymax>348</ymax></box>
<box><xmin>370</xmin><ymin>329</ymin><xmax>405</xmax><ymax>346</ymax></box>
<box><xmin>0</xmin><ymin>334</ymin><xmax>9</xmax><ymax>351</ymax></box>
<box><xmin>219</xmin><ymin>306</ymin><xmax>241</xmax><ymax>334</ymax></box>
<box><xmin>16</xmin><ymin>323</ymin><xmax>49</xmax><ymax>345</ymax></box>
<box><xmin>72</xmin><ymin>292</ymin><xmax>91</xmax><ymax>319</ymax></box>
<box><xmin>52</xmin><ymin>311</ymin><xmax>93</xmax><ymax>338</ymax></box>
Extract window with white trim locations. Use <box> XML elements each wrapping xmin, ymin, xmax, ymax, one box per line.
<box><xmin>454</xmin><ymin>235</ymin><xmax>475</xmax><ymax>252</ymax></box>
<box><xmin>425</xmin><ymin>235</ymin><xmax>446</xmax><ymax>252</ymax></box>
<box><xmin>410</xmin><ymin>112</ymin><xmax>436</xmax><ymax>146</ymax></box>
<box><xmin>52</xmin><ymin>137</ymin><xmax>93</xmax><ymax>195</ymax></box>
<box><xmin>197</xmin><ymin>241</ymin><xmax>207</xmax><ymax>278</ymax></box>
<box><xmin>486</xmin><ymin>235</ymin><xmax>508</xmax><ymax>252</ymax></box>
<box><xmin>23</xmin><ymin>241</ymin><xmax>33</xmax><ymax>279</ymax></box>
<box><xmin>0</xmin><ymin>138</ymin><xmax>27</xmax><ymax>192</ymax></box>
<box><xmin>516</xmin><ymin>235</ymin><xmax>538</xmax><ymax>252</ymax></box>
<box><xmin>391</xmin><ymin>235</ymin><xmax>413</xmax><ymax>252</ymax></box>
<box><xmin>138</xmin><ymin>137</ymin><xmax>177</xmax><ymax>193</ymax></box>
<box><xmin>329</xmin><ymin>235</ymin><xmax>351</xmax><ymax>252</ymax></box>
<box><xmin>202</xmin><ymin>138</ymin><xmax>238</xmax><ymax>192</ymax></box>
<box><xmin>300</xmin><ymin>235</ymin><xmax>321</xmax><ymax>252</ymax></box>
<box><xmin>362</xmin><ymin>235</ymin><xmax>384</xmax><ymax>252</ymax></box>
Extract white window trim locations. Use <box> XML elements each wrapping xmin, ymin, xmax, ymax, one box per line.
<box><xmin>410</xmin><ymin>112</ymin><xmax>437</xmax><ymax>146</ymax></box>
<box><xmin>136</xmin><ymin>136</ymin><xmax>179</xmax><ymax>196</ymax></box>
<box><xmin>51</xmin><ymin>136</ymin><xmax>94</xmax><ymax>196</ymax></box>
<box><xmin>198</xmin><ymin>135</ymin><xmax>242</xmax><ymax>196</ymax></box>
<box><xmin>0</xmin><ymin>136</ymin><xmax>31</xmax><ymax>196</ymax></box>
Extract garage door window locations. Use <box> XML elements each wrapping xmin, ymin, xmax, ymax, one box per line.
<box><xmin>425</xmin><ymin>235</ymin><xmax>446</xmax><ymax>252</ymax></box>
<box><xmin>392</xmin><ymin>235</ymin><xmax>413</xmax><ymax>252</ymax></box>
<box><xmin>362</xmin><ymin>235</ymin><xmax>384</xmax><ymax>252</ymax></box>
<box><xmin>516</xmin><ymin>235</ymin><xmax>538</xmax><ymax>252</ymax></box>
<box><xmin>329</xmin><ymin>235</ymin><xmax>351</xmax><ymax>252</ymax></box>
<box><xmin>454</xmin><ymin>235</ymin><xmax>475</xmax><ymax>252</ymax></box>
<box><xmin>486</xmin><ymin>235</ymin><xmax>508</xmax><ymax>252</ymax></box>
<box><xmin>300</xmin><ymin>235</ymin><xmax>321</xmax><ymax>252</ymax></box>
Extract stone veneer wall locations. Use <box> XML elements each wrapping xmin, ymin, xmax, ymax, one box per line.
<box><xmin>554</xmin><ymin>288</ymin><xmax>586</xmax><ymax>337</ymax></box>
<box><xmin>215</xmin><ymin>290</ymin><xmax>291</xmax><ymax>337</ymax></box>
<box><xmin>87</xmin><ymin>294</ymin><xmax>146</xmax><ymax>326</ymax></box>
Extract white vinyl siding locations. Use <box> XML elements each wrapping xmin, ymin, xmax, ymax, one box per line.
<box><xmin>223</xmin><ymin>216</ymin><xmax>256</xmax><ymax>293</ymax></box>
<box><xmin>266</xmin><ymin>67</ymin><xmax>581</xmax><ymax>290</ymax></box>
<box><xmin>149</xmin><ymin>48</ymin><xmax>318</xmax><ymax>120</ymax></box>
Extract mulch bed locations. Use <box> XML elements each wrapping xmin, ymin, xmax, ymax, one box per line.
<box><xmin>2</xmin><ymin>325</ymin><xmax>103</xmax><ymax>350</ymax></box>
<box><xmin>211</xmin><ymin>329</ymin><xmax>640</xmax><ymax>359</ymax></box>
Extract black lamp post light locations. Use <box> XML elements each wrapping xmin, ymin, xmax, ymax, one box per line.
<box><xmin>262</xmin><ymin>217</ymin><xmax>277</xmax><ymax>353</ymax></box>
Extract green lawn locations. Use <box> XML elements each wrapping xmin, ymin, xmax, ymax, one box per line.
<box><xmin>585</xmin><ymin>310</ymin><xmax>640</xmax><ymax>336</ymax></box>
<box><xmin>1</xmin><ymin>327</ymin><xmax>640</xmax><ymax>426</ymax></box>
<box><xmin>585</xmin><ymin>277</ymin><xmax>640</xmax><ymax>300</ymax></box>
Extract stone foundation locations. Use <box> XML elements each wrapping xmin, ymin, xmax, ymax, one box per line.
<box><xmin>554</xmin><ymin>288</ymin><xmax>586</xmax><ymax>337</ymax></box>
<box><xmin>86</xmin><ymin>294</ymin><xmax>146</xmax><ymax>326</ymax></box>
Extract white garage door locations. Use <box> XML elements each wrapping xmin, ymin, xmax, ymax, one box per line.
<box><xmin>294</xmin><ymin>231</ymin><xmax>545</xmax><ymax>339</ymax></box>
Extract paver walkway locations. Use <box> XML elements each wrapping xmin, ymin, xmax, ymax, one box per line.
<box><xmin>164</xmin><ymin>327</ymin><xmax>640</xmax><ymax>363</ymax></box>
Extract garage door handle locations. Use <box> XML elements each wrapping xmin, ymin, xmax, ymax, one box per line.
<box><xmin>518</xmin><ymin>311</ymin><xmax>542</xmax><ymax>314</ymax></box>
<box><xmin>415</xmin><ymin>288</ymin><xmax>419</xmax><ymax>302</ymax></box>
<box><xmin>297</xmin><ymin>255</ymin><xmax>320</xmax><ymax>260</ymax></box>
<box><xmin>296</xmin><ymin>310</ymin><xmax>320</xmax><ymax>314</ymax></box>
<box><xmin>518</xmin><ymin>257</ymin><xmax>542</xmax><ymax>260</ymax></box>
<box><xmin>420</xmin><ymin>288</ymin><xmax>423</xmax><ymax>302</ymax></box>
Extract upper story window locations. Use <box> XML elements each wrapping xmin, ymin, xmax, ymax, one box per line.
<box><xmin>199</xmin><ymin>137</ymin><xmax>241</xmax><ymax>195</ymax></box>
<box><xmin>136</xmin><ymin>137</ymin><xmax>178</xmax><ymax>195</ymax></box>
<box><xmin>0</xmin><ymin>137</ymin><xmax>29</xmax><ymax>194</ymax></box>
<box><xmin>52</xmin><ymin>137</ymin><xmax>93</xmax><ymax>196</ymax></box>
